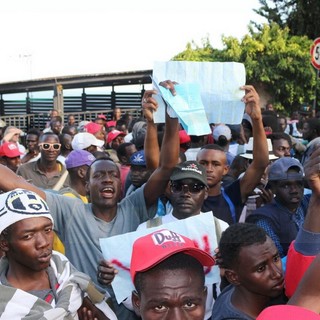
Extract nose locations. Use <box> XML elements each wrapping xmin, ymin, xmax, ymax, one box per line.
<box><xmin>180</xmin><ymin>185</ymin><xmax>192</xmax><ymax>195</ymax></box>
<box><xmin>36</xmin><ymin>231</ymin><xmax>50</xmax><ymax>249</ymax></box>
<box><xmin>270</xmin><ymin>262</ymin><xmax>282</xmax><ymax>279</ymax></box>
<box><xmin>167</xmin><ymin>308</ymin><xmax>184</xmax><ymax>320</ymax></box>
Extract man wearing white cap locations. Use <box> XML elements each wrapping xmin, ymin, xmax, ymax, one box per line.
<box><xmin>0</xmin><ymin>188</ymin><xmax>117</xmax><ymax>319</ymax></box>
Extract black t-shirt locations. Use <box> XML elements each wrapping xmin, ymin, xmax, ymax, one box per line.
<box><xmin>202</xmin><ymin>179</ymin><xmax>243</xmax><ymax>225</ymax></box>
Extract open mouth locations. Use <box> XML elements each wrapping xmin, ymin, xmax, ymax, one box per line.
<box><xmin>100</xmin><ymin>187</ymin><xmax>114</xmax><ymax>198</ymax></box>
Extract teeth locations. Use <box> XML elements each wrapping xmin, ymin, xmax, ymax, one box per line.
<box><xmin>102</xmin><ymin>187</ymin><xmax>113</xmax><ymax>192</ymax></box>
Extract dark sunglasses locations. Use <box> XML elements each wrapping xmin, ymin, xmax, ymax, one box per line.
<box><xmin>170</xmin><ymin>182</ymin><xmax>206</xmax><ymax>194</ymax></box>
<box><xmin>39</xmin><ymin>143</ymin><xmax>61</xmax><ymax>151</ymax></box>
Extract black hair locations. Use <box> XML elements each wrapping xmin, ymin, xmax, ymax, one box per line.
<box><xmin>39</xmin><ymin>132</ymin><xmax>59</xmax><ymax>142</ymax></box>
<box><xmin>200</xmin><ymin>144</ymin><xmax>225</xmax><ymax>152</ymax></box>
<box><xmin>305</xmin><ymin>118</ymin><xmax>320</xmax><ymax>137</ymax></box>
<box><xmin>85</xmin><ymin>157</ymin><xmax>116</xmax><ymax>181</ymax></box>
<box><xmin>134</xmin><ymin>252</ymin><xmax>205</xmax><ymax>295</ymax></box>
<box><xmin>268</xmin><ymin>132</ymin><xmax>292</xmax><ymax>148</ymax></box>
<box><xmin>219</xmin><ymin>223</ymin><xmax>267</xmax><ymax>269</ymax></box>
<box><xmin>27</xmin><ymin>128</ymin><xmax>41</xmax><ymax>137</ymax></box>
<box><xmin>117</xmin><ymin>142</ymin><xmax>135</xmax><ymax>159</ymax></box>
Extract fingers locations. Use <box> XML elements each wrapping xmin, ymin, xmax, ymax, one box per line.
<box><xmin>159</xmin><ymin>80</ymin><xmax>178</xmax><ymax>96</ymax></box>
<box><xmin>97</xmin><ymin>260</ymin><xmax>118</xmax><ymax>285</ymax></box>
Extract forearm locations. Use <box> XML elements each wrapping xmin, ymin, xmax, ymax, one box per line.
<box><xmin>159</xmin><ymin>112</ymin><xmax>179</xmax><ymax>171</ymax></box>
<box><xmin>303</xmin><ymin>194</ymin><xmax>320</xmax><ymax>232</ymax></box>
<box><xmin>251</xmin><ymin>118</ymin><xmax>269</xmax><ymax>169</ymax></box>
<box><xmin>0</xmin><ymin>164</ymin><xmax>46</xmax><ymax>199</ymax></box>
<box><xmin>144</xmin><ymin>120</ymin><xmax>160</xmax><ymax>170</ymax></box>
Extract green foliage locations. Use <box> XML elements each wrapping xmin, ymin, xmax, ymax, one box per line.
<box><xmin>172</xmin><ymin>23</ymin><xmax>319</xmax><ymax>113</ymax></box>
<box><xmin>254</xmin><ymin>0</ymin><xmax>320</xmax><ymax>40</ymax></box>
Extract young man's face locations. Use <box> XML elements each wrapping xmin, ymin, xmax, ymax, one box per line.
<box><xmin>272</xmin><ymin>139</ymin><xmax>291</xmax><ymax>158</ymax></box>
<box><xmin>169</xmin><ymin>178</ymin><xmax>208</xmax><ymax>219</ymax></box>
<box><xmin>271</xmin><ymin>178</ymin><xmax>304</xmax><ymax>211</ymax></box>
<box><xmin>87</xmin><ymin>159</ymin><xmax>121</xmax><ymax>208</ymax></box>
<box><xmin>4</xmin><ymin>156</ymin><xmax>21</xmax><ymax>172</ymax></box>
<box><xmin>196</xmin><ymin>149</ymin><xmax>228</xmax><ymax>188</ymax></box>
<box><xmin>130</xmin><ymin>166</ymin><xmax>152</xmax><ymax>188</ymax></box>
<box><xmin>2</xmin><ymin>217</ymin><xmax>53</xmax><ymax>272</ymax></box>
<box><xmin>39</xmin><ymin>134</ymin><xmax>60</xmax><ymax>162</ymax></box>
<box><xmin>132</xmin><ymin>268</ymin><xmax>207</xmax><ymax>320</ymax></box>
<box><xmin>232</xmin><ymin>237</ymin><xmax>284</xmax><ymax>298</ymax></box>
<box><xmin>26</xmin><ymin>134</ymin><xmax>39</xmax><ymax>152</ymax></box>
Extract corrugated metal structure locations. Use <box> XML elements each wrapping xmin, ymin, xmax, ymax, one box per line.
<box><xmin>0</xmin><ymin>69</ymin><xmax>153</xmax><ymax>130</ymax></box>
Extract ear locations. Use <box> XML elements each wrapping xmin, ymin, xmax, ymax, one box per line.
<box><xmin>224</xmin><ymin>269</ymin><xmax>240</xmax><ymax>286</ymax></box>
<box><xmin>222</xmin><ymin>164</ymin><xmax>230</xmax><ymax>176</ymax></box>
<box><xmin>85</xmin><ymin>181</ymin><xmax>90</xmax><ymax>195</ymax></box>
<box><xmin>131</xmin><ymin>291</ymin><xmax>141</xmax><ymax>317</ymax></box>
<box><xmin>0</xmin><ymin>235</ymin><xmax>9</xmax><ymax>253</ymax></box>
<box><xmin>203</xmin><ymin>187</ymin><xmax>209</xmax><ymax>200</ymax></box>
<box><xmin>78</xmin><ymin>167</ymin><xmax>86</xmax><ymax>179</ymax></box>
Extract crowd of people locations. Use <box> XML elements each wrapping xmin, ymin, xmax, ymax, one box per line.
<box><xmin>1</xmin><ymin>80</ymin><xmax>320</xmax><ymax>319</ymax></box>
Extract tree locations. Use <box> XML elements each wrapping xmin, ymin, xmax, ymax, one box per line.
<box><xmin>172</xmin><ymin>23</ymin><xmax>318</xmax><ymax>114</ymax></box>
<box><xmin>254</xmin><ymin>0</ymin><xmax>320</xmax><ymax>40</ymax></box>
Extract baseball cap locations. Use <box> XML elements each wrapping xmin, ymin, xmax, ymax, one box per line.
<box><xmin>131</xmin><ymin>121</ymin><xmax>147</xmax><ymax>149</ymax></box>
<box><xmin>240</xmin><ymin>138</ymin><xmax>278</xmax><ymax>161</ymax></box>
<box><xmin>77</xmin><ymin>120</ymin><xmax>91</xmax><ymax>132</ymax></box>
<box><xmin>257</xmin><ymin>305</ymin><xmax>320</xmax><ymax>320</ymax></box>
<box><xmin>65</xmin><ymin>150</ymin><xmax>96</xmax><ymax>169</ymax></box>
<box><xmin>84</xmin><ymin>122</ymin><xmax>103</xmax><ymax>135</ymax></box>
<box><xmin>97</xmin><ymin>114</ymin><xmax>107</xmax><ymax>121</ymax></box>
<box><xmin>107</xmin><ymin>120</ymin><xmax>117</xmax><ymax>128</ymax></box>
<box><xmin>0</xmin><ymin>189</ymin><xmax>53</xmax><ymax>234</ymax></box>
<box><xmin>0</xmin><ymin>119</ymin><xmax>6</xmax><ymax>128</ymax></box>
<box><xmin>268</xmin><ymin>157</ymin><xmax>304</xmax><ymax>181</ymax></box>
<box><xmin>170</xmin><ymin>160</ymin><xmax>208</xmax><ymax>187</ymax></box>
<box><xmin>0</xmin><ymin>142</ymin><xmax>23</xmax><ymax>158</ymax></box>
<box><xmin>107</xmin><ymin>130</ymin><xmax>125</xmax><ymax>144</ymax></box>
<box><xmin>130</xmin><ymin>229</ymin><xmax>215</xmax><ymax>282</ymax></box>
<box><xmin>130</xmin><ymin>150</ymin><xmax>146</xmax><ymax>166</ymax></box>
<box><xmin>213</xmin><ymin>124</ymin><xmax>232</xmax><ymax>141</ymax></box>
<box><xmin>71</xmin><ymin>132</ymin><xmax>104</xmax><ymax>150</ymax></box>
<box><xmin>179</xmin><ymin>130</ymin><xmax>191</xmax><ymax>144</ymax></box>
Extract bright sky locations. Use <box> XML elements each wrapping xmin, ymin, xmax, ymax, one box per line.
<box><xmin>0</xmin><ymin>0</ymin><xmax>266</xmax><ymax>84</ymax></box>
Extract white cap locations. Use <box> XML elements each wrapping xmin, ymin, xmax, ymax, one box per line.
<box><xmin>71</xmin><ymin>132</ymin><xmax>104</xmax><ymax>150</ymax></box>
<box><xmin>213</xmin><ymin>124</ymin><xmax>232</xmax><ymax>141</ymax></box>
<box><xmin>0</xmin><ymin>189</ymin><xmax>53</xmax><ymax>234</ymax></box>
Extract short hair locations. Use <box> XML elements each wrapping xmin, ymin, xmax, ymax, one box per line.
<box><xmin>268</xmin><ymin>132</ymin><xmax>292</xmax><ymax>148</ymax></box>
<box><xmin>27</xmin><ymin>128</ymin><xmax>41</xmax><ymax>137</ymax></box>
<box><xmin>85</xmin><ymin>157</ymin><xmax>116</xmax><ymax>181</ymax></box>
<box><xmin>39</xmin><ymin>132</ymin><xmax>59</xmax><ymax>142</ymax></box>
<box><xmin>305</xmin><ymin>118</ymin><xmax>320</xmax><ymax>136</ymax></box>
<box><xmin>219</xmin><ymin>223</ymin><xmax>267</xmax><ymax>269</ymax></box>
<box><xmin>134</xmin><ymin>252</ymin><xmax>205</xmax><ymax>295</ymax></box>
<box><xmin>200</xmin><ymin>144</ymin><xmax>225</xmax><ymax>152</ymax></box>
<box><xmin>117</xmin><ymin>142</ymin><xmax>135</xmax><ymax>159</ymax></box>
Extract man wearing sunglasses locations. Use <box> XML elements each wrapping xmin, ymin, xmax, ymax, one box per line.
<box><xmin>136</xmin><ymin>160</ymin><xmax>229</xmax><ymax>320</ymax></box>
<box><xmin>17</xmin><ymin>132</ymin><xmax>70</xmax><ymax>190</ymax></box>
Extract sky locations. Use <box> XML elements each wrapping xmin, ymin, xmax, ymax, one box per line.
<box><xmin>0</xmin><ymin>0</ymin><xmax>266</xmax><ymax>84</ymax></box>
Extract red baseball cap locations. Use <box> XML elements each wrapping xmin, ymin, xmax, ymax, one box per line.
<box><xmin>97</xmin><ymin>114</ymin><xmax>107</xmax><ymax>121</ymax></box>
<box><xmin>107</xmin><ymin>120</ymin><xmax>117</xmax><ymax>128</ymax></box>
<box><xmin>179</xmin><ymin>130</ymin><xmax>191</xmax><ymax>144</ymax></box>
<box><xmin>84</xmin><ymin>122</ymin><xmax>103</xmax><ymax>135</ymax></box>
<box><xmin>0</xmin><ymin>142</ymin><xmax>23</xmax><ymax>158</ymax></box>
<box><xmin>130</xmin><ymin>229</ymin><xmax>215</xmax><ymax>282</ymax></box>
<box><xmin>257</xmin><ymin>305</ymin><xmax>320</xmax><ymax>320</ymax></box>
<box><xmin>107</xmin><ymin>130</ymin><xmax>125</xmax><ymax>144</ymax></box>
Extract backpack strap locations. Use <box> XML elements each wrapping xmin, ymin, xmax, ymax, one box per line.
<box><xmin>221</xmin><ymin>187</ymin><xmax>236</xmax><ymax>223</ymax></box>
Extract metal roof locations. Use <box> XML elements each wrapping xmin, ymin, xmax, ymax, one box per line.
<box><xmin>0</xmin><ymin>69</ymin><xmax>153</xmax><ymax>94</ymax></box>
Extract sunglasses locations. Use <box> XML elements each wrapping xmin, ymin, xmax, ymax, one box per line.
<box><xmin>39</xmin><ymin>143</ymin><xmax>61</xmax><ymax>151</ymax></box>
<box><xmin>170</xmin><ymin>182</ymin><xmax>206</xmax><ymax>194</ymax></box>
